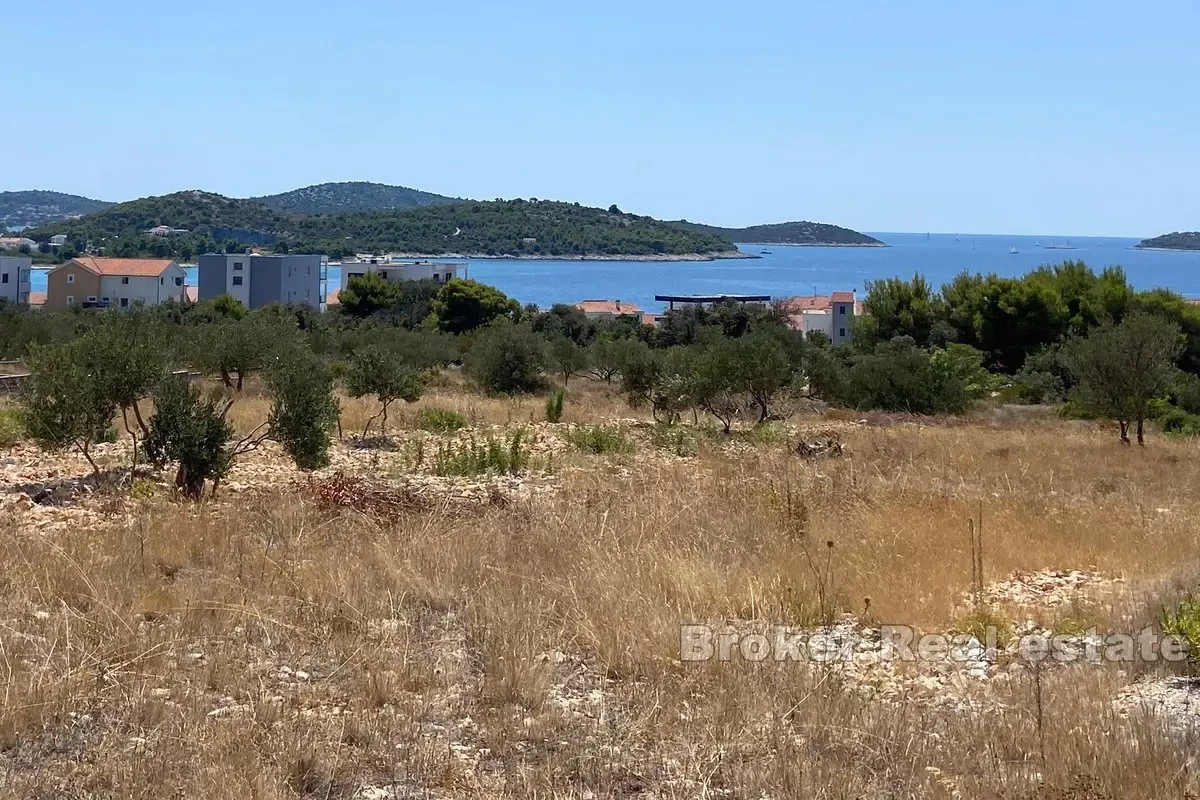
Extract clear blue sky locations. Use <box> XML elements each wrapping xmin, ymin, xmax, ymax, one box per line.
<box><xmin>6</xmin><ymin>1</ymin><xmax>1197</xmax><ymax>236</ymax></box>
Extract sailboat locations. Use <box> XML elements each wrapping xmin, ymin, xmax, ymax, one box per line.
<box><xmin>1044</xmin><ymin>239</ymin><xmax>1076</xmax><ymax>250</ymax></box>
<box><xmin>1010</xmin><ymin>246</ymin><xmax>1018</xmax><ymax>254</ymax></box>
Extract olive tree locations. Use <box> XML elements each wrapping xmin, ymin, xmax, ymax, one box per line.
<box><xmin>1063</xmin><ymin>311</ymin><xmax>1181</xmax><ymax>445</ymax></box>
<box><xmin>21</xmin><ymin>340</ymin><xmax>115</xmax><ymax>482</ymax></box>
<box><xmin>344</xmin><ymin>344</ymin><xmax>424</xmax><ymax>437</ymax></box>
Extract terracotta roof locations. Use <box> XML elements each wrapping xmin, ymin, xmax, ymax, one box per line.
<box><xmin>574</xmin><ymin>299</ymin><xmax>641</xmax><ymax>315</ymax></box>
<box><xmin>831</xmin><ymin>291</ymin><xmax>856</xmax><ymax>303</ymax></box>
<box><xmin>67</xmin><ymin>257</ymin><xmax>178</xmax><ymax>277</ymax></box>
<box><xmin>27</xmin><ymin>292</ymin><xmax>46</xmax><ymax>306</ymax></box>
<box><xmin>325</xmin><ymin>288</ymin><xmax>340</xmax><ymax>306</ymax></box>
<box><xmin>639</xmin><ymin>312</ymin><xmax>662</xmax><ymax>326</ymax></box>
<box><xmin>781</xmin><ymin>295</ymin><xmax>832</xmax><ymax>311</ymax></box>
<box><xmin>184</xmin><ymin>286</ymin><xmax>198</xmax><ymax>303</ymax></box>
<box><xmin>1186</xmin><ymin>298</ymin><xmax>1200</xmax><ymax>306</ymax></box>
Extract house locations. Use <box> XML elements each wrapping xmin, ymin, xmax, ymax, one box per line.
<box><xmin>146</xmin><ymin>225</ymin><xmax>190</xmax><ymax>237</ymax></box>
<box><xmin>339</xmin><ymin>259</ymin><xmax>464</xmax><ymax>295</ymax></box>
<box><xmin>0</xmin><ymin>237</ymin><xmax>36</xmax><ymax>251</ymax></box>
<box><xmin>654</xmin><ymin>294</ymin><xmax>771</xmax><ymax>312</ymax></box>
<box><xmin>44</xmin><ymin>257</ymin><xmax>187</xmax><ymax>312</ymax></box>
<box><xmin>49</xmin><ymin>234</ymin><xmax>68</xmax><ymax>247</ymax></box>
<box><xmin>197</xmin><ymin>254</ymin><xmax>323</xmax><ymax>310</ymax></box>
<box><xmin>781</xmin><ymin>291</ymin><xmax>861</xmax><ymax>343</ymax></box>
<box><xmin>0</xmin><ymin>256</ymin><xmax>32</xmax><ymax>304</ymax></box>
<box><xmin>573</xmin><ymin>299</ymin><xmax>641</xmax><ymax>319</ymax></box>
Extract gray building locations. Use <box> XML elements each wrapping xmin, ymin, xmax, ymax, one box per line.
<box><xmin>0</xmin><ymin>256</ymin><xmax>32</xmax><ymax>304</ymax></box>
<box><xmin>197</xmin><ymin>254</ymin><xmax>323</xmax><ymax>310</ymax></box>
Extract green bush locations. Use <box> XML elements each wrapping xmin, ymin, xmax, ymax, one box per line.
<box><xmin>545</xmin><ymin>388</ymin><xmax>565</xmax><ymax>423</ymax></box>
<box><xmin>434</xmin><ymin>430</ymin><xmax>529</xmax><ymax>476</ymax></box>
<box><xmin>0</xmin><ymin>408</ymin><xmax>23</xmax><ymax>446</ymax></box>
<box><xmin>143</xmin><ymin>378</ymin><xmax>234</xmax><ymax>499</ymax></box>
<box><xmin>1160</xmin><ymin>595</ymin><xmax>1200</xmax><ymax>664</ymax></box>
<box><xmin>1157</xmin><ymin>407</ymin><xmax>1200</xmax><ymax>437</ymax></box>
<box><xmin>650</xmin><ymin>424</ymin><xmax>697</xmax><ymax>456</ymax></box>
<box><xmin>418</xmin><ymin>407</ymin><xmax>467</xmax><ymax>433</ymax></box>
<box><xmin>565</xmin><ymin>424</ymin><xmax>633</xmax><ymax>455</ymax></box>
<box><xmin>465</xmin><ymin>323</ymin><xmax>547</xmax><ymax>394</ymax></box>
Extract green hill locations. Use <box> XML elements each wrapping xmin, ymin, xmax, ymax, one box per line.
<box><xmin>1135</xmin><ymin>232</ymin><xmax>1200</xmax><ymax>251</ymax></box>
<box><xmin>28</xmin><ymin>194</ymin><xmax>739</xmax><ymax>259</ymax></box>
<box><xmin>1</xmin><ymin>190</ymin><xmax>113</xmax><ymax>230</ymax></box>
<box><xmin>675</xmin><ymin>219</ymin><xmax>884</xmax><ymax>246</ymax></box>
<box><xmin>252</xmin><ymin>181</ymin><xmax>462</xmax><ymax>214</ymax></box>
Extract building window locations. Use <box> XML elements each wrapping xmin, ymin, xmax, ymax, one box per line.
<box><xmin>121</xmin><ymin>276</ymin><xmax>130</xmax><ymax>284</ymax></box>
<box><xmin>160</xmin><ymin>277</ymin><xmax>164</xmax><ymax>285</ymax></box>
<box><xmin>174</xmin><ymin>277</ymin><xmax>183</xmax><ymax>286</ymax></box>
<box><xmin>839</xmin><ymin>328</ymin><xmax>846</xmax><ymax>338</ymax></box>
<box><xmin>66</xmin><ymin>295</ymin><xmax>74</xmax><ymax>305</ymax></box>
<box><xmin>233</xmin><ymin>262</ymin><xmax>244</xmax><ymax>270</ymax></box>
<box><xmin>1</xmin><ymin>273</ymin><xmax>7</xmax><ymax>284</ymax></box>
<box><xmin>101</xmin><ymin>297</ymin><xmax>109</xmax><ymax>303</ymax></box>
<box><xmin>120</xmin><ymin>298</ymin><xmax>129</xmax><ymax>308</ymax></box>
<box><xmin>87</xmin><ymin>296</ymin><xmax>97</xmax><ymax>303</ymax></box>
<box><xmin>839</xmin><ymin>305</ymin><xmax>845</xmax><ymax>315</ymax></box>
<box><xmin>232</xmin><ymin>276</ymin><xmax>243</xmax><ymax>286</ymax></box>
<box><xmin>67</xmin><ymin>274</ymin><xmax>75</xmax><ymax>284</ymax></box>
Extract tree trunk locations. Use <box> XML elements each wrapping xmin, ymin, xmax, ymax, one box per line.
<box><xmin>1136</xmin><ymin>418</ymin><xmax>1145</xmax><ymax>446</ymax></box>
<box><xmin>236</xmin><ymin>372</ymin><xmax>244</xmax><ymax>392</ymax></box>
<box><xmin>1118</xmin><ymin>420</ymin><xmax>1131</xmax><ymax>445</ymax></box>
<box><xmin>78</xmin><ymin>440</ymin><xmax>101</xmax><ymax>484</ymax></box>
<box><xmin>175</xmin><ymin>463</ymin><xmax>205</xmax><ymax>500</ymax></box>
<box><xmin>131</xmin><ymin>401</ymin><xmax>151</xmax><ymax>439</ymax></box>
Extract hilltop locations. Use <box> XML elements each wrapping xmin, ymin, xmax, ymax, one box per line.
<box><xmin>28</xmin><ymin>193</ymin><xmax>740</xmax><ymax>259</ymax></box>
<box><xmin>0</xmin><ymin>190</ymin><xmax>113</xmax><ymax>230</ymax></box>
<box><xmin>252</xmin><ymin>181</ymin><xmax>463</xmax><ymax>214</ymax></box>
<box><xmin>1135</xmin><ymin>231</ymin><xmax>1200</xmax><ymax>251</ymax></box>
<box><xmin>675</xmin><ymin>219</ymin><xmax>884</xmax><ymax>246</ymax></box>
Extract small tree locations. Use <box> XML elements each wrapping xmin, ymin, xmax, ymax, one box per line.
<box><xmin>546</xmin><ymin>335</ymin><xmax>589</xmax><ymax>385</ymax></box>
<box><xmin>85</xmin><ymin>311</ymin><xmax>169</xmax><ymax>472</ymax></box>
<box><xmin>465</xmin><ymin>323</ymin><xmax>547</xmax><ymax>394</ymax></box>
<box><xmin>545</xmin><ymin>388</ymin><xmax>565</xmax><ymax>423</ymax></box>
<box><xmin>1063</xmin><ymin>312</ymin><xmax>1181</xmax><ymax>444</ymax></box>
<box><xmin>344</xmin><ymin>344</ymin><xmax>424</xmax><ymax>437</ymax></box>
<box><xmin>264</xmin><ymin>345</ymin><xmax>340</xmax><ymax>469</ymax></box>
<box><xmin>338</xmin><ymin>272</ymin><xmax>400</xmax><ymax>318</ymax></box>
<box><xmin>143</xmin><ymin>377</ymin><xmax>234</xmax><ymax>499</ymax></box>
<box><xmin>21</xmin><ymin>340</ymin><xmax>115</xmax><ymax>481</ymax></box>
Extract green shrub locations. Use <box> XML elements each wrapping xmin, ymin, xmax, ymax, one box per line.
<box><xmin>434</xmin><ymin>430</ymin><xmax>529</xmax><ymax>476</ymax></box>
<box><xmin>1056</xmin><ymin>397</ymin><xmax>1099</xmax><ymax>420</ymax></box>
<box><xmin>650</xmin><ymin>424</ymin><xmax>697</xmax><ymax>456</ymax></box>
<box><xmin>953</xmin><ymin>605</ymin><xmax>1015</xmax><ymax>647</ymax></box>
<box><xmin>1160</xmin><ymin>595</ymin><xmax>1200</xmax><ymax>664</ymax></box>
<box><xmin>1157</xmin><ymin>407</ymin><xmax>1200</xmax><ymax>437</ymax></box>
<box><xmin>144</xmin><ymin>378</ymin><xmax>234</xmax><ymax>499</ymax></box>
<box><xmin>0</xmin><ymin>408</ymin><xmax>23</xmax><ymax>446</ymax></box>
<box><xmin>565</xmin><ymin>424</ymin><xmax>633</xmax><ymax>455</ymax></box>
<box><xmin>418</xmin><ymin>407</ymin><xmax>467</xmax><ymax>433</ymax></box>
<box><xmin>545</xmin><ymin>388</ymin><xmax>565</xmax><ymax>423</ymax></box>
<box><xmin>465</xmin><ymin>323</ymin><xmax>547</xmax><ymax>394</ymax></box>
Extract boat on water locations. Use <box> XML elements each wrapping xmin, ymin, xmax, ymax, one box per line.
<box><xmin>759</xmin><ymin>249</ymin><xmax>772</xmax><ymax>254</ymax></box>
<box><xmin>1010</xmin><ymin>246</ymin><xmax>1018</xmax><ymax>254</ymax></box>
<box><xmin>1044</xmin><ymin>240</ymin><xmax>1076</xmax><ymax>250</ymax></box>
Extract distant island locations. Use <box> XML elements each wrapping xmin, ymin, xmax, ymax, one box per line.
<box><xmin>0</xmin><ymin>190</ymin><xmax>113</xmax><ymax>231</ymax></box>
<box><xmin>1135</xmin><ymin>231</ymin><xmax>1200</xmax><ymax>251</ymax></box>
<box><xmin>672</xmin><ymin>219</ymin><xmax>884</xmax><ymax>246</ymax></box>
<box><xmin>251</xmin><ymin>181</ymin><xmax>462</xmax><ymax>214</ymax></box>
<box><xmin>11</xmin><ymin>181</ymin><xmax>878</xmax><ymax>261</ymax></box>
<box><xmin>24</xmin><ymin>192</ymin><xmax>743</xmax><ymax>261</ymax></box>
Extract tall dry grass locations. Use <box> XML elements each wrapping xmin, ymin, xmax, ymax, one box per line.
<box><xmin>1</xmin><ymin>410</ymin><xmax>1199</xmax><ymax>796</ymax></box>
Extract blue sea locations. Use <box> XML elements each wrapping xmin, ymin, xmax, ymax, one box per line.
<box><xmin>30</xmin><ymin>233</ymin><xmax>1200</xmax><ymax>312</ymax></box>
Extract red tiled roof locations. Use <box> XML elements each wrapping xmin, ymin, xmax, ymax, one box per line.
<box><xmin>639</xmin><ymin>312</ymin><xmax>662</xmax><ymax>326</ymax></box>
<box><xmin>574</xmin><ymin>299</ymin><xmax>641</xmax><ymax>315</ymax></box>
<box><xmin>325</xmin><ymin>288</ymin><xmax>340</xmax><ymax>306</ymax></box>
<box><xmin>781</xmin><ymin>295</ymin><xmax>832</xmax><ymax>311</ymax></box>
<box><xmin>184</xmin><ymin>286</ymin><xmax>198</xmax><ymax>302</ymax></box>
<box><xmin>67</xmin><ymin>257</ymin><xmax>178</xmax><ymax>277</ymax></box>
<box><xmin>28</xmin><ymin>291</ymin><xmax>46</xmax><ymax>306</ymax></box>
<box><xmin>831</xmin><ymin>291</ymin><xmax>856</xmax><ymax>303</ymax></box>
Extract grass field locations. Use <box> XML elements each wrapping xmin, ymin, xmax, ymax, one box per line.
<box><xmin>1</xmin><ymin>379</ymin><xmax>1198</xmax><ymax>798</ymax></box>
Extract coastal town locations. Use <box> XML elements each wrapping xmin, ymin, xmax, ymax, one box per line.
<box><xmin>0</xmin><ymin>246</ymin><xmax>863</xmax><ymax>340</ymax></box>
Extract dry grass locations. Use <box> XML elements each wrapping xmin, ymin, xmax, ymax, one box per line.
<box><xmin>2</xmin><ymin>393</ymin><xmax>1200</xmax><ymax>797</ymax></box>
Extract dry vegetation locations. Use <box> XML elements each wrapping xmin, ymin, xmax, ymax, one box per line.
<box><xmin>2</xmin><ymin>379</ymin><xmax>1200</xmax><ymax>798</ymax></box>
